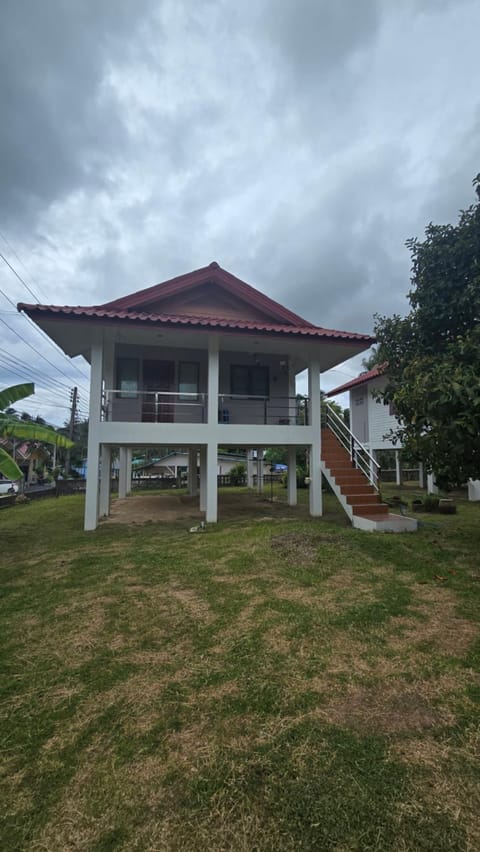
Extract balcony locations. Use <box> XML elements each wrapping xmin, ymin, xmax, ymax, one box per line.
<box><xmin>104</xmin><ymin>390</ymin><xmax>309</xmax><ymax>426</ymax></box>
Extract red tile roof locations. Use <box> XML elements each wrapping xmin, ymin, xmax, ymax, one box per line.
<box><xmin>99</xmin><ymin>261</ymin><xmax>311</xmax><ymax>327</ymax></box>
<box><xmin>17</xmin><ymin>302</ymin><xmax>374</xmax><ymax>342</ymax></box>
<box><xmin>17</xmin><ymin>262</ymin><xmax>375</xmax><ymax>344</ymax></box>
<box><xmin>327</xmin><ymin>364</ymin><xmax>386</xmax><ymax>396</ymax></box>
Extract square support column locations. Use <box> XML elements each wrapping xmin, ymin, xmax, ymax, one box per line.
<box><xmin>207</xmin><ymin>336</ymin><xmax>219</xmax><ymax>427</ymax></box>
<box><xmin>118</xmin><ymin>447</ymin><xmax>128</xmax><ymax>498</ymax></box>
<box><xmin>395</xmin><ymin>450</ymin><xmax>402</xmax><ymax>487</ymax></box>
<box><xmin>308</xmin><ymin>358</ymin><xmax>322</xmax><ymax>517</ymax></box>
<box><xmin>256</xmin><ymin>449</ymin><xmax>264</xmax><ymax>493</ymax></box>
<box><xmin>287</xmin><ymin>445</ymin><xmax>297</xmax><ymax>506</ymax></box>
<box><xmin>247</xmin><ymin>450</ymin><xmax>255</xmax><ymax>488</ymax></box>
<box><xmin>84</xmin><ymin>337</ymin><xmax>103</xmax><ymax>531</ymax></box>
<box><xmin>188</xmin><ymin>449</ymin><xmax>197</xmax><ymax>497</ymax></box>
<box><xmin>126</xmin><ymin>448</ymin><xmax>133</xmax><ymax>495</ymax></box>
<box><xmin>206</xmin><ymin>442</ymin><xmax>218</xmax><ymax>523</ymax></box>
<box><xmin>199</xmin><ymin>446</ymin><xmax>207</xmax><ymax>512</ymax></box>
<box><xmin>99</xmin><ymin>445</ymin><xmax>112</xmax><ymax>517</ymax></box>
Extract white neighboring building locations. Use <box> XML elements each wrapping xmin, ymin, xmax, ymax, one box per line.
<box><xmin>327</xmin><ymin>365</ymin><xmax>412</xmax><ymax>487</ymax></box>
<box><xmin>328</xmin><ymin>365</ymin><xmax>398</xmax><ymax>451</ymax></box>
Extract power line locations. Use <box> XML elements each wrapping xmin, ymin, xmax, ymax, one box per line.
<box><xmin>0</xmin><ymin>345</ymin><xmax>87</xmax><ymax>397</ymax></box>
<box><xmin>0</xmin><ymin>251</ymin><xmax>90</xmax><ymax>382</ymax></box>
<box><xmin>0</xmin><ymin>231</ymin><xmax>49</xmax><ymax>301</ymax></box>
<box><xmin>0</xmin><ymin>314</ymin><xmax>90</xmax><ymax>391</ymax></box>
<box><xmin>0</xmin><ymin>250</ymin><xmax>41</xmax><ymax>303</ymax></box>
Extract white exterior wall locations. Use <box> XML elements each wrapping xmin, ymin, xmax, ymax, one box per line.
<box><xmin>349</xmin><ymin>375</ymin><xmax>402</xmax><ymax>451</ymax></box>
<box><xmin>350</xmin><ymin>385</ymin><xmax>369</xmax><ymax>443</ymax></box>
<box><xmin>366</xmin><ymin>376</ymin><xmax>400</xmax><ymax>449</ymax></box>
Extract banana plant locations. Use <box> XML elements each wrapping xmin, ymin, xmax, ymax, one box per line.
<box><xmin>0</xmin><ymin>383</ymin><xmax>74</xmax><ymax>481</ymax></box>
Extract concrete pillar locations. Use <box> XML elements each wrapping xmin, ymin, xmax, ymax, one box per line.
<box><xmin>102</xmin><ymin>338</ymin><xmax>115</xmax><ymax>422</ymax></box>
<box><xmin>288</xmin><ymin>362</ymin><xmax>296</xmax><ymax>423</ymax></box>
<box><xmin>126</xmin><ymin>448</ymin><xmax>133</xmax><ymax>495</ymax></box>
<box><xmin>308</xmin><ymin>358</ymin><xmax>322</xmax><ymax>516</ymax></box>
<box><xmin>427</xmin><ymin>473</ymin><xmax>438</xmax><ymax>495</ymax></box>
<box><xmin>118</xmin><ymin>447</ymin><xmax>128</xmax><ymax>498</ymax></box>
<box><xmin>395</xmin><ymin>450</ymin><xmax>402</xmax><ymax>487</ymax></box>
<box><xmin>418</xmin><ymin>461</ymin><xmax>425</xmax><ymax>489</ymax></box>
<box><xmin>206</xmin><ymin>442</ymin><xmax>218</xmax><ymax>523</ymax></box>
<box><xmin>287</xmin><ymin>445</ymin><xmax>297</xmax><ymax>506</ymax></box>
<box><xmin>84</xmin><ymin>337</ymin><xmax>103</xmax><ymax>531</ymax></box>
<box><xmin>199</xmin><ymin>446</ymin><xmax>207</xmax><ymax>512</ymax></box>
<box><xmin>256</xmin><ymin>449</ymin><xmax>264</xmax><ymax>493</ymax></box>
<box><xmin>99</xmin><ymin>444</ymin><xmax>111</xmax><ymax>517</ymax></box>
<box><xmin>188</xmin><ymin>448</ymin><xmax>198</xmax><ymax>496</ymax></box>
<box><xmin>207</xmin><ymin>336</ymin><xmax>219</xmax><ymax>427</ymax></box>
<box><xmin>247</xmin><ymin>449</ymin><xmax>255</xmax><ymax>488</ymax></box>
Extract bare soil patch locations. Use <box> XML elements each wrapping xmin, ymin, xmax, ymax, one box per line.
<box><xmin>104</xmin><ymin>490</ymin><xmax>310</xmax><ymax>526</ymax></box>
<box><xmin>319</xmin><ymin>681</ymin><xmax>456</xmax><ymax>733</ymax></box>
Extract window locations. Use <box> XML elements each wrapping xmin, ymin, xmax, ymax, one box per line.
<box><xmin>116</xmin><ymin>358</ymin><xmax>139</xmax><ymax>398</ymax></box>
<box><xmin>179</xmin><ymin>362</ymin><xmax>199</xmax><ymax>400</ymax></box>
<box><xmin>230</xmin><ymin>365</ymin><xmax>269</xmax><ymax>397</ymax></box>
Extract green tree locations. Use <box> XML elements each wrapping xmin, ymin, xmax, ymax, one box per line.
<box><xmin>0</xmin><ymin>383</ymin><xmax>74</xmax><ymax>481</ymax></box>
<box><xmin>361</xmin><ymin>347</ymin><xmax>382</xmax><ymax>371</ymax></box>
<box><xmin>374</xmin><ymin>175</ymin><xmax>480</xmax><ymax>489</ymax></box>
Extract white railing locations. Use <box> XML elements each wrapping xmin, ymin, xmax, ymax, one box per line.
<box><xmin>324</xmin><ymin>402</ymin><xmax>380</xmax><ymax>491</ymax></box>
<box><xmin>103</xmin><ymin>391</ymin><xmax>310</xmax><ymax>426</ymax></box>
<box><xmin>218</xmin><ymin>395</ymin><xmax>309</xmax><ymax>425</ymax></box>
<box><xmin>104</xmin><ymin>390</ymin><xmax>207</xmax><ymax>422</ymax></box>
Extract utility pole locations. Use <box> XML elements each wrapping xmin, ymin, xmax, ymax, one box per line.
<box><xmin>64</xmin><ymin>387</ymin><xmax>78</xmax><ymax>477</ymax></box>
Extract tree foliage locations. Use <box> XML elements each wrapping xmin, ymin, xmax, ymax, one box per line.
<box><xmin>0</xmin><ymin>383</ymin><xmax>74</xmax><ymax>481</ymax></box>
<box><xmin>374</xmin><ymin>175</ymin><xmax>480</xmax><ymax>488</ymax></box>
<box><xmin>361</xmin><ymin>347</ymin><xmax>382</xmax><ymax>371</ymax></box>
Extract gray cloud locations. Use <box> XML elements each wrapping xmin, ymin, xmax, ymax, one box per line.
<box><xmin>1</xmin><ymin>0</ymin><xmax>479</xmax><ymax>422</ymax></box>
<box><xmin>0</xmin><ymin>0</ymin><xmax>156</xmax><ymax>226</ymax></box>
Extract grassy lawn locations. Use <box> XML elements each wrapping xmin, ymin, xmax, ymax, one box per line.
<box><xmin>1</xmin><ymin>489</ymin><xmax>479</xmax><ymax>851</ymax></box>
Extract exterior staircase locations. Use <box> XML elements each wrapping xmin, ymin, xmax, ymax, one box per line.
<box><xmin>320</xmin><ymin>409</ymin><xmax>417</xmax><ymax>533</ymax></box>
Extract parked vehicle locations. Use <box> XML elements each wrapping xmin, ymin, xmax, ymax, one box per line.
<box><xmin>0</xmin><ymin>480</ymin><xmax>19</xmax><ymax>494</ymax></box>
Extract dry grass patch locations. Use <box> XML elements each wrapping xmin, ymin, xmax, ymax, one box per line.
<box><xmin>392</xmin><ymin>733</ymin><xmax>480</xmax><ymax>852</ymax></box>
<box><xmin>271</xmin><ymin>531</ymin><xmax>339</xmax><ymax>565</ymax></box>
<box><xmin>388</xmin><ymin>584</ymin><xmax>478</xmax><ymax>657</ymax></box>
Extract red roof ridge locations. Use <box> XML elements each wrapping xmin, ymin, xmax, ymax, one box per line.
<box><xmin>97</xmin><ymin>262</ymin><xmax>313</xmax><ymax>327</ymax></box>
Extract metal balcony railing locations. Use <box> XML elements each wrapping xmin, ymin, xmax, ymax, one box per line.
<box><xmin>103</xmin><ymin>390</ymin><xmax>310</xmax><ymax>426</ymax></box>
<box><xmin>217</xmin><ymin>395</ymin><xmax>309</xmax><ymax>425</ymax></box>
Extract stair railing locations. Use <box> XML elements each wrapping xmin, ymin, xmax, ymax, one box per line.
<box><xmin>323</xmin><ymin>403</ymin><xmax>381</xmax><ymax>492</ymax></box>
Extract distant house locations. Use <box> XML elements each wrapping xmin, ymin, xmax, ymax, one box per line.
<box><xmin>19</xmin><ymin>262</ymin><xmax>378</xmax><ymax>529</ymax></box>
<box><xmin>327</xmin><ymin>365</ymin><xmax>397</xmax><ymax>451</ymax></box>
<box><xmin>328</xmin><ymin>365</ymin><xmax>429</xmax><ymax>490</ymax></box>
<box><xmin>133</xmin><ymin>450</ymin><xmax>246</xmax><ymax>478</ymax></box>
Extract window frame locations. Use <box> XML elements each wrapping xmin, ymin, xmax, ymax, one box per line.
<box><xmin>116</xmin><ymin>357</ymin><xmax>139</xmax><ymax>399</ymax></box>
<box><xmin>230</xmin><ymin>364</ymin><xmax>269</xmax><ymax>399</ymax></box>
<box><xmin>178</xmin><ymin>361</ymin><xmax>200</xmax><ymax>401</ymax></box>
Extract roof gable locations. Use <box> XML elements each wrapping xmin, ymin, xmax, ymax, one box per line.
<box><xmin>100</xmin><ymin>262</ymin><xmax>311</xmax><ymax>327</ymax></box>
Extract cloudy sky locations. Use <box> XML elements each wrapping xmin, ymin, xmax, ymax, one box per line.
<box><xmin>1</xmin><ymin>0</ymin><xmax>479</xmax><ymax>424</ymax></box>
